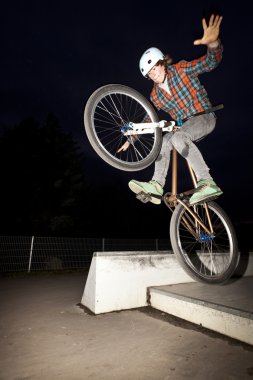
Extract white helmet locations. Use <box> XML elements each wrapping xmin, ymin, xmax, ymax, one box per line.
<box><xmin>139</xmin><ymin>47</ymin><xmax>165</xmax><ymax>77</ymax></box>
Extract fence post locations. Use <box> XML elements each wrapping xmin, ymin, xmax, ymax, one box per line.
<box><xmin>28</xmin><ymin>236</ymin><xmax>34</xmax><ymax>273</ymax></box>
<box><xmin>156</xmin><ymin>239</ymin><xmax>158</xmax><ymax>251</ymax></box>
<box><xmin>102</xmin><ymin>238</ymin><xmax>105</xmax><ymax>252</ymax></box>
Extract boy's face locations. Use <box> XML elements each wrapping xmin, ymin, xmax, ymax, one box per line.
<box><xmin>148</xmin><ymin>64</ymin><xmax>166</xmax><ymax>84</ymax></box>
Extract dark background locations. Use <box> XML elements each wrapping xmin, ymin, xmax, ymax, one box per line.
<box><xmin>0</xmin><ymin>0</ymin><xmax>252</xmax><ymax>243</ymax></box>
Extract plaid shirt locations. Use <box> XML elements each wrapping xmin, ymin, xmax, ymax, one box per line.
<box><xmin>150</xmin><ymin>43</ymin><xmax>223</xmax><ymax>122</ymax></box>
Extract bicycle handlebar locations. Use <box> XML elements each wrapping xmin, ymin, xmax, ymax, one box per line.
<box><xmin>123</xmin><ymin>104</ymin><xmax>224</xmax><ymax>136</ymax></box>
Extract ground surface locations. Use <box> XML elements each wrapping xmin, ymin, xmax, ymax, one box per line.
<box><xmin>0</xmin><ymin>272</ymin><xmax>253</xmax><ymax>380</ymax></box>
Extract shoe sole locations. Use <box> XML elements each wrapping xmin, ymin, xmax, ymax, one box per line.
<box><xmin>189</xmin><ymin>191</ymin><xmax>223</xmax><ymax>205</ymax></box>
<box><xmin>129</xmin><ymin>182</ymin><xmax>162</xmax><ymax>205</ymax></box>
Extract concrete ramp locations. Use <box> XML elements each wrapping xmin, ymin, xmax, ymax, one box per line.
<box><xmin>81</xmin><ymin>250</ymin><xmax>253</xmax><ymax>344</ymax></box>
<box><xmin>81</xmin><ymin>251</ymin><xmax>253</xmax><ymax>315</ymax></box>
<box><xmin>81</xmin><ymin>251</ymin><xmax>194</xmax><ymax>314</ymax></box>
<box><xmin>149</xmin><ymin>277</ymin><xmax>253</xmax><ymax>346</ymax></box>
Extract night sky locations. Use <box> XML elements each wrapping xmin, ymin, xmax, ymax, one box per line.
<box><xmin>1</xmin><ymin>0</ymin><xmax>252</xmax><ymax>237</ymax></box>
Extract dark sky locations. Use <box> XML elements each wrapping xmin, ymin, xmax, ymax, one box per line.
<box><xmin>1</xmin><ymin>0</ymin><xmax>252</xmax><ymax>235</ymax></box>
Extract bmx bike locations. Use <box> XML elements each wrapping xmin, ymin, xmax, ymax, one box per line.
<box><xmin>84</xmin><ymin>84</ymin><xmax>239</xmax><ymax>284</ymax></box>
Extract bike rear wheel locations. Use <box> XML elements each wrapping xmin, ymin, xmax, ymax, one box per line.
<box><xmin>170</xmin><ymin>201</ymin><xmax>239</xmax><ymax>284</ymax></box>
<box><xmin>84</xmin><ymin>84</ymin><xmax>162</xmax><ymax>171</ymax></box>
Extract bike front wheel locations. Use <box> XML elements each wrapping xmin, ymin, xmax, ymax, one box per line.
<box><xmin>170</xmin><ymin>201</ymin><xmax>239</xmax><ymax>284</ymax></box>
<box><xmin>84</xmin><ymin>84</ymin><xmax>162</xmax><ymax>171</ymax></box>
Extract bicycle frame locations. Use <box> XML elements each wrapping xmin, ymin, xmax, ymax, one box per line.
<box><xmin>126</xmin><ymin>120</ymin><xmax>215</xmax><ymax>236</ymax></box>
<box><xmin>164</xmin><ymin>148</ymin><xmax>214</xmax><ymax>236</ymax></box>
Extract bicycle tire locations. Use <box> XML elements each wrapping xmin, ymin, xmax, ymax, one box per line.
<box><xmin>170</xmin><ymin>201</ymin><xmax>239</xmax><ymax>284</ymax></box>
<box><xmin>84</xmin><ymin>84</ymin><xmax>162</xmax><ymax>171</ymax></box>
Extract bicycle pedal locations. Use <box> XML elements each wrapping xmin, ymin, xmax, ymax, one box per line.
<box><xmin>136</xmin><ymin>191</ymin><xmax>152</xmax><ymax>203</ymax></box>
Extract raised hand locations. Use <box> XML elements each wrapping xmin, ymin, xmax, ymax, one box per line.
<box><xmin>194</xmin><ymin>14</ymin><xmax>223</xmax><ymax>46</ymax></box>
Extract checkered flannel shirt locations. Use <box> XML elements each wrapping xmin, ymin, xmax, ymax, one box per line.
<box><xmin>150</xmin><ymin>42</ymin><xmax>223</xmax><ymax>122</ymax></box>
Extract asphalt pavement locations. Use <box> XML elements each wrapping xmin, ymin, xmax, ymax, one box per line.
<box><xmin>0</xmin><ymin>272</ymin><xmax>253</xmax><ymax>380</ymax></box>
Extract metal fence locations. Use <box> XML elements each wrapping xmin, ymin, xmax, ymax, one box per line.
<box><xmin>0</xmin><ymin>236</ymin><xmax>171</xmax><ymax>273</ymax></box>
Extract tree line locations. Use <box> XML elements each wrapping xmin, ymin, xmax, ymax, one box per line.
<box><xmin>0</xmin><ymin>114</ymin><xmax>96</xmax><ymax>237</ymax></box>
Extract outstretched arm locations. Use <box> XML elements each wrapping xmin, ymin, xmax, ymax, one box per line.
<box><xmin>193</xmin><ymin>14</ymin><xmax>223</xmax><ymax>48</ymax></box>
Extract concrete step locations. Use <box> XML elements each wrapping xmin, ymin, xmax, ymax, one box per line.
<box><xmin>149</xmin><ymin>277</ymin><xmax>253</xmax><ymax>346</ymax></box>
<box><xmin>81</xmin><ymin>251</ymin><xmax>194</xmax><ymax>314</ymax></box>
<box><xmin>81</xmin><ymin>251</ymin><xmax>253</xmax><ymax>315</ymax></box>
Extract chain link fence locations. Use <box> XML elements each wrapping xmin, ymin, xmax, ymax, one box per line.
<box><xmin>0</xmin><ymin>236</ymin><xmax>172</xmax><ymax>273</ymax></box>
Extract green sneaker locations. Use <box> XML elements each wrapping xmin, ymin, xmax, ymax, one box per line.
<box><xmin>128</xmin><ymin>180</ymin><xmax>163</xmax><ymax>204</ymax></box>
<box><xmin>189</xmin><ymin>179</ymin><xmax>223</xmax><ymax>205</ymax></box>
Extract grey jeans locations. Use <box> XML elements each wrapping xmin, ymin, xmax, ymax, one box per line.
<box><xmin>152</xmin><ymin>113</ymin><xmax>216</xmax><ymax>187</ymax></box>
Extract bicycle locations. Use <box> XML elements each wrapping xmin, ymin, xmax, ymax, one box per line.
<box><xmin>84</xmin><ymin>84</ymin><xmax>239</xmax><ymax>284</ymax></box>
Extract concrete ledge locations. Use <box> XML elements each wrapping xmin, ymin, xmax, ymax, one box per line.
<box><xmin>81</xmin><ymin>251</ymin><xmax>253</xmax><ymax>315</ymax></box>
<box><xmin>149</xmin><ymin>285</ymin><xmax>253</xmax><ymax>346</ymax></box>
<box><xmin>81</xmin><ymin>251</ymin><xmax>194</xmax><ymax>314</ymax></box>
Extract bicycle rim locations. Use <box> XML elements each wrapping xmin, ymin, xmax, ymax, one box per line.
<box><xmin>84</xmin><ymin>84</ymin><xmax>162</xmax><ymax>171</ymax></box>
<box><xmin>170</xmin><ymin>201</ymin><xmax>239</xmax><ymax>284</ymax></box>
